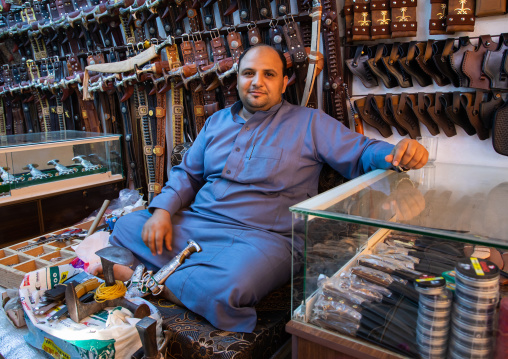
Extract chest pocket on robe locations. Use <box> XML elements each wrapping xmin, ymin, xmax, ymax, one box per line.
<box><xmin>236</xmin><ymin>144</ymin><xmax>283</xmax><ymax>184</ymax></box>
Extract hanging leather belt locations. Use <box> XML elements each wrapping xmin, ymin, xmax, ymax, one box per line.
<box><xmin>134</xmin><ymin>82</ymin><xmax>157</xmax><ymax>202</ymax></box>
<box><xmin>0</xmin><ymin>97</ymin><xmax>6</xmax><ymax>136</ymax></box>
<box><xmin>180</xmin><ymin>39</ymin><xmax>204</xmax><ymax>139</ymax></box>
<box><xmin>27</xmin><ymin>60</ymin><xmax>51</xmax><ymax>132</ymax></box>
<box><xmin>211</xmin><ymin>35</ymin><xmax>237</xmax><ymax>108</ymax></box>
<box><xmin>117</xmin><ymin>85</ymin><xmax>143</xmax><ymax>189</ymax></box>
<box><xmin>195</xmin><ymin>39</ymin><xmax>218</xmax><ymax>129</ymax></box>
<box><xmin>322</xmin><ymin>0</ymin><xmax>348</xmax><ymax>127</ymax></box>
<box><xmin>165</xmin><ymin>44</ymin><xmax>185</xmax><ymax>146</ymax></box>
<box><xmin>53</xmin><ymin>61</ymin><xmax>66</xmax><ymax>131</ymax></box>
<box><xmin>67</xmin><ymin>55</ymin><xmax>101</xmax><ymax>133</ymax></box>
<box><xmin>154</xmin><ymin>86</ymin><xmax>166</xmax><ymax>195</ymax></box>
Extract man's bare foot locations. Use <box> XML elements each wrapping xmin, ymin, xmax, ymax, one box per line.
<box><xmin>88</xmin><ymin>263</ymin><xmax>134</xmax><ymax>282</ymax></box>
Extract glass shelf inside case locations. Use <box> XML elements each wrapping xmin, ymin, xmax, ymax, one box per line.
<box><xmin>0</xmin><ymin>131</ymin><xmax>123</xmax><ymax>203</ymax></box>
<box><xmin>289</xmin><ymin>163</ymin><xmax>508</xmax><ymax>358</ymax></box>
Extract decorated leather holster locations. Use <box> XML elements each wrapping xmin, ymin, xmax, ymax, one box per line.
<box><xmin>398</xmin><ymin>41</ymin><xmax>433</xmax><ymax>87</ymax></box>
<box><xmin>355</xmin><ymin>95</ymin><xmax>393</xmax><ymax>137</ymax></box>
<box><xmin>483</xmin><ymin>33</ymin><xmax>508</xmax><ymax>90</ymax></box>
<box><xmin>462</xmin><ymin>35</ymin><xmax>498</xmax><ymax>90</ymax></box>
<box><xmin>346</xmin><ymin>46</ymin><xmax>379</xmax><ymax>88</ymax></box>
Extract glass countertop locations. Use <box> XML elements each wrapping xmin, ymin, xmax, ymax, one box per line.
<box><xmin>290</xmin><ymin>163</ymin><xmax>508</xmax><ymax>249</ymax></box>
<box><xmin>0</xmin><ymin>131</ymin><xmax>119</xmax><ymax>148</ymax></box>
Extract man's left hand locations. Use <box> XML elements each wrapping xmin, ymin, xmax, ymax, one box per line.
<box><xmin>385</xmin><ymin>139</ymin><xmax>428</xmax><ymax>170</ymax></box>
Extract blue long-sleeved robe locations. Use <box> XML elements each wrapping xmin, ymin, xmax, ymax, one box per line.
<box><xmin>110</xmin><ymin>100</ymin><xmax>394</xmax><ymax>332</ymax></box>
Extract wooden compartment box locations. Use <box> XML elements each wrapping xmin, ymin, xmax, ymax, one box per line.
<box><xmin>39</xmin><ymin>250</ymin><xmax>75</xmax><ymax>264</ymax></box>
<box><xmin>14</xmin><ymin>259</ymin><xmax>51</xmax><ymax>274</ymax></box>
<box><xmin>0</xmin><ymin>253</ymin><xmax>31</xmax><ymax>267</ymax></box>
<box><xmin>0</xmin><ymin>248</ymin><xmax>16</xmax><ymax>259</ymax></box>
<box><xmin>23</xmin><ymin>245</ymin><xmax>57</xmax><ymax>258</ymax></box>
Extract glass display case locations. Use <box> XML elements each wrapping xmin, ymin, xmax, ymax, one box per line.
<box><xmin>288</xmin><ymin>163</ymin><xmax>508</xmax><ymax>359</ymax></box>
<box><xmin>0</xmin><ymin>131</ymin><xmax>123</xmax><ymax>204</ymax></box>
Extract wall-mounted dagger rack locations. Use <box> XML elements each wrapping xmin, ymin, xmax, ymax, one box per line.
<box><xmin>0</xmin><ymin>0</ymin><xmax>349</xmax><ymax>202</ymax></box>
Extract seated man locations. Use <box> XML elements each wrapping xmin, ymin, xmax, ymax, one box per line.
<box><xmin>106</xmin><ymin>45</ymin><xmax>428</xmax><ymax>333</ymax></box>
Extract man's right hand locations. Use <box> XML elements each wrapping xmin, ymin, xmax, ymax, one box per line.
<box><xmin>142</xmin><ymin>209</ymin><xmax>173</xmax><ymax>256</ymax></box>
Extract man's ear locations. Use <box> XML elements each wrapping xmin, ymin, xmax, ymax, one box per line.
<box><xmin>282</xmin><ymin>75</ymin><xmax>289</xmax><ymax>94</ymax></box>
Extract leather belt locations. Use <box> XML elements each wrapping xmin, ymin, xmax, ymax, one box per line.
<box><xmin>154</xmin><ymin>85</ymin><xmax>166</xmax><ymax>195</ymax></box>
<box><xmin>211</xmin><ymin>34</ymin><xmax>237</xmax><ymax>108</ymax></box>
<box><xmin>195</xmin><ymin>39</ymin><xmax>218</xmax><ymax>130</ymax></box>
<box><xmin>0</xmin><ymin>97</ymin><xmax>6</xmax><ymax>135</ymax></box>
<box><xmin>322</xmin><ymin>0</ymin><xmax>347</xmax><ymax>127</ymax></box>
<box><xmin>180</xmin><ymin>39</ymin><xmax>204</xmax><ymax>139</ymax></box>
<box><xmin>166</xmin><ymin>43</ymin><xmax>185</xmax><ymax>145</ymax></box>
<box><xmin>133</xmin><ymin>82</ymin><xmax>152</xmax><ymax>199</ymax></box>
<box><xmin>67</xmin><ymin>55</ymin><xmax>101</xmax><ymax>133</ymax></box>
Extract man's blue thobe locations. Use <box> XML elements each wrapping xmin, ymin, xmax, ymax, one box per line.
<box><xmin>110</xmin><ymin>100</ymin><xmax>394</xmax><ymax>332</ymax></box>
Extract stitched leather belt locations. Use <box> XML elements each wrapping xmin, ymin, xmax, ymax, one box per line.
<box><xmin>0</xmin><ymin>97</ymin><xmax>6</xmax><ymax>135</ymax></box>
<box><xmin>195</xmin><ymin>39</ymin><xmax>218</xmax><ymax>131</ymax></box>
<box><xmin>211</xmin><ymin>35</ymin><xmax>237</xmax><ymax>108</ymax></box>
<box><xmin>181</xmin><ymin>39</ymin><xmax>204</xmax><ymax>139</ymax></box>
<box><xmin>166</xmin><ymin>44</ymin><xmax>185</xmax><ymax>145</ymax></box>
<box><xmin>154</xmin><ymin>86</ymin><xmax>166</xmax><ymax>195</ymax></box>
<box><xmin>133</xmin><ymin>82</ymin><xmax>152</xmax><ymax>199</ymax></box>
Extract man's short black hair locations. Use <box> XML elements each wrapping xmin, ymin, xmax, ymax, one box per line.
<box><xmin>237</xmin><ymin>45</ymin><xmax>288</xmax><ymax>78</ymax></box>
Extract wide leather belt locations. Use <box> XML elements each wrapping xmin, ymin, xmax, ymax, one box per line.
<box><xmin>322</xmin><ymin>0</ymin><xmax>347</xmax><ymax>127</ymax></box>
<box><xmin>166</xmin><ymin>43</ymin><xmax>185</xmax><ymax>146</ymax></box>
<box><xmin>0</xmin><ymin>97</ymin><xmax>6</xmax><ymax>135</ymax></box>
<box><xmin>195</xmin><ymin>39</ymin><xmax>218</xmax><ymax>130</ymax></box>
<box><xmin>211</xmin><ymin>35</ymin><xmax>237</xmax><ymax>108</ymax></box>
<box><xmin>181</xmin><ymin>39</ymin><xmax>204</xmax><ymax>139</ymax></box>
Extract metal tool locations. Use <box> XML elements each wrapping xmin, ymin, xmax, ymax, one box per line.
<box><xmin>134</xmin><ymin>317</ymin><xmax>163</xmax><ymax>359</ymax></box>
<box><xmin>65</xmin><ymin>246</ymin><xmax>150</xmax><ymax>322</ymax></box>
<box><xmin>141</xmin><ymin>240</ymin><xmax>201</xmax><ymax>296</ymax></box>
